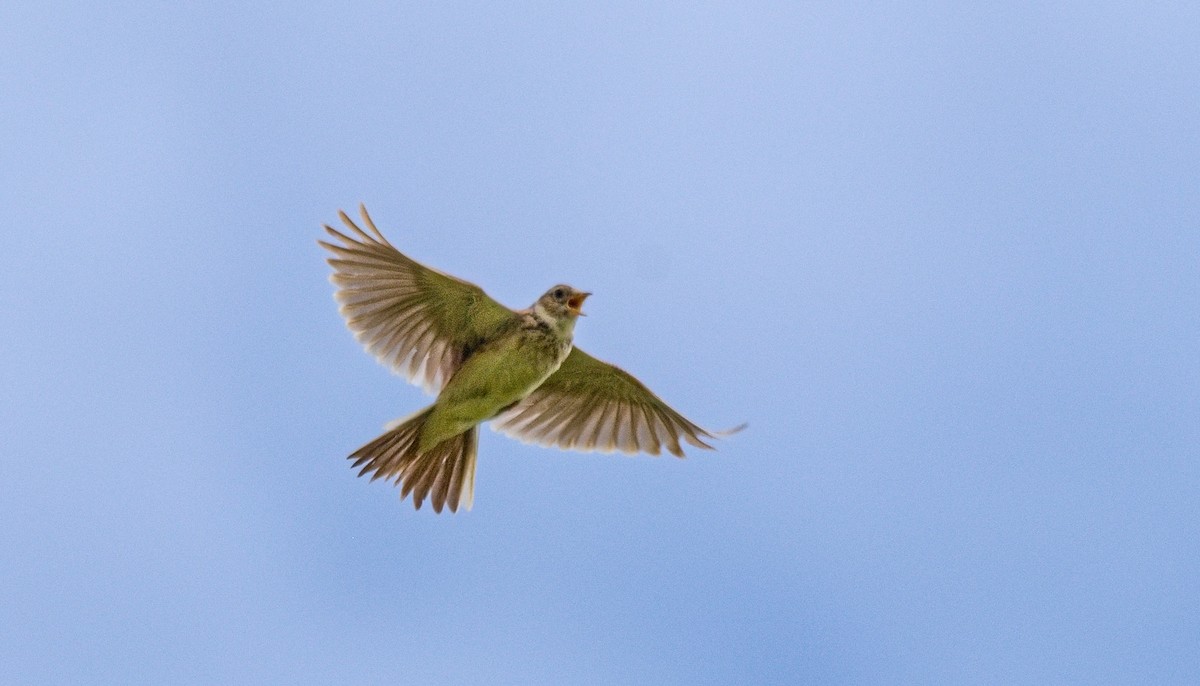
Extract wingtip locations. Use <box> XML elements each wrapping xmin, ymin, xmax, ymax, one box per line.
<box><xmin>715</xmin><ymin>422</ymin><xmax>748</xmax><ymax>437</ymax></box>
<box><xmin>358</xmin><ymin>203</ymin><xmax>390</xmax><ymax>244</ymax></box>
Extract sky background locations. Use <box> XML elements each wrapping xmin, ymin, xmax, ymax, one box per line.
<box><xmin>2</xmin><ymin>2</ymin><xmax>1198</xmax><ymax>684</ymax></box>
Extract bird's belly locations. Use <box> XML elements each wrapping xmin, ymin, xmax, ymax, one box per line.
<box><xmin>426</xmin><ymin>339</ymin><xmax>571</xmax><ymax>440</ymax></box>
<box><xmin>483</xmin><ymin>339</ymin><xmax>571</xmax><ymax>414</ymax></box>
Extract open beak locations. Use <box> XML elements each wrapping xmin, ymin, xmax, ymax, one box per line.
<box><xmin>566</xmin><ymin>292</ymin><xmax>591</xmax><ymax>316</ymax></box>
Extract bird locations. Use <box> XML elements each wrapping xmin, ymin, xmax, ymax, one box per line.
<box><xmin>319</xmin><ymin>205</ymin><xmax>743</xmax><ymax>513</ymax></box>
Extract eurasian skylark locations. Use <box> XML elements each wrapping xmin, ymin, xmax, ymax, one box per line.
<box><xmin>320</xmin><ymin>205</ymin><xmax>742</xmax><ymax>513</ymax></box>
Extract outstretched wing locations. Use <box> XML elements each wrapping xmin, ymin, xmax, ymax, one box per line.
<box><xmin>492</xmin><ymin>347</ymin><xmax>743</xmax><ymax>457</ymax></box>
<box><xmin>319</xmin><ymin>205</ymin><xmax>517</xmax><ymax>393</ymax></box>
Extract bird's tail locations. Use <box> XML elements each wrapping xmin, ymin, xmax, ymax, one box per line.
<box><xmin>349</xmin><ymin>406</ymin><xmax>478</xmax><ymax>513</ymax></box>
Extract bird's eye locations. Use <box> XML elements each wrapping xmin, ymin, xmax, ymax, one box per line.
<box><xmin>553</xmin><ymin>288</ymin><xmax>565</xmax><ymax>300</ymax></box>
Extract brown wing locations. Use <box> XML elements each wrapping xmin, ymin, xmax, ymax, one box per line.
<box><xmin>319</xmin><ymin>205</ymin><xmax>517</xmax><ymax>393</ymax></box>
<box><xmin>491</xmin><ymin>347</ymin><xmax>744</xmax><ymax>457</ymax></box>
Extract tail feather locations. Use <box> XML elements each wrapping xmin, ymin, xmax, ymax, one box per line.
<box><xmin>349</xmin><ymin>407</ymin><xmax>479</xmax><ymax>513</ymax></box>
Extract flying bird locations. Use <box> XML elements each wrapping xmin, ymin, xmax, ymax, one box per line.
<box><xmin>320</xmin><ymin>205</ymin><xmax>742</xmax><ymax>513</ymax></box>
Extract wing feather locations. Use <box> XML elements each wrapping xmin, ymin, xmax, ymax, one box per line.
<box><xmin>492</xmin><ymin>347</ymin><xmax>742</xmax><ymax>458</ymax></box>
<box><xmin>320</xmin><ymin>205</ymin><xmax>518</xmax><ymax>393</ymax></box>
<box><xmin>584</xmin><ymin>399</ymin><xmax>615</xmax><ymax>450</ymax></box>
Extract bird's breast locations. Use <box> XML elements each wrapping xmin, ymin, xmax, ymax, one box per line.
<box><xmin>519</xmin><ymin>329</ymin><xmax>572</xmax><ymax>388</ymax></box>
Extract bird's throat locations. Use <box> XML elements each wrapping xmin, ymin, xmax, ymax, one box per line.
<box><xmin>532</xmin><ymin>303</ymin><xmax>577</xmax><ymax>338</ymax></box>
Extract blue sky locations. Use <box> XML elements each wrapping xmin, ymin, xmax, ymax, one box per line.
<box><xmin>2</xmin><ymin>2</ymin><xmax>1197</xmax><ymax>684</ymax></box>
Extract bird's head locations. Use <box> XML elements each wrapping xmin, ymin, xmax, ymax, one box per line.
<box><xmin>535</xmin><ymin>284</ymin><xmax>591</xmax><ymax>322</ymax></box>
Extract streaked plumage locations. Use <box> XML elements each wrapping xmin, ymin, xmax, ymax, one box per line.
<box><xmin>320</xmin><ymin>205</ymin><xmax>742</xmax><ymax>513</ymax></box>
